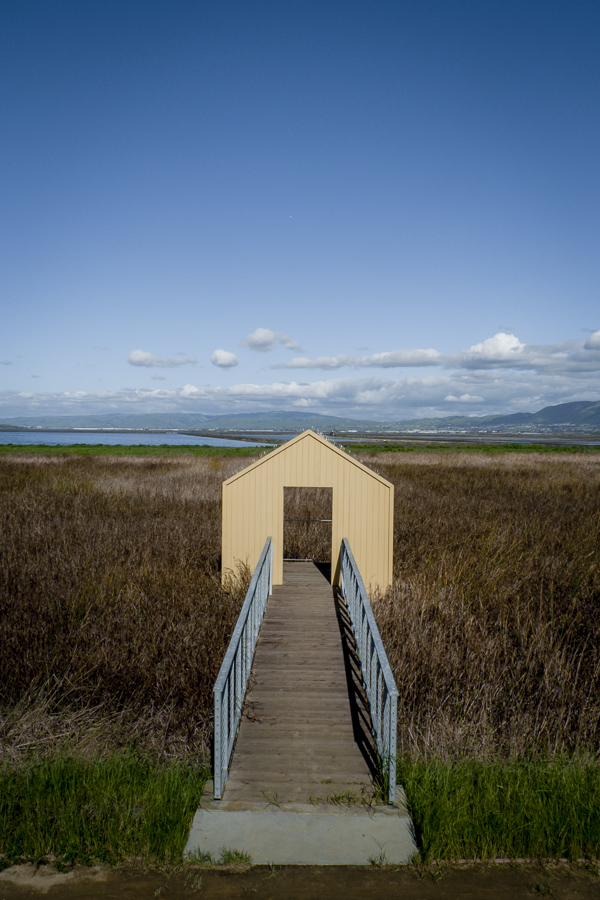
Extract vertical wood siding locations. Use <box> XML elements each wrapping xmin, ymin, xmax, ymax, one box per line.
<box><xmin>222</xmin><ymin>431</ymin><xmax>393</xmax><ymax>592</ymax></box>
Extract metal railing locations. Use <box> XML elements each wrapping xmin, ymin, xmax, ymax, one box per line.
<box><xmin>213</xmin><ymin>537</ymin><xmax>273</xmax><ymax>799</ymax></box>
<box><xmin>340</xmin><ymin>538</ymin><xmax>398</xmax><ymax>804</ymax></box>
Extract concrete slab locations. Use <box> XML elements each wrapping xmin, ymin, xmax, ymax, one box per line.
<box><xmin>185</xmin><ymin>782</ymin><xmax>418</xmax><ymax>866</ymax></box>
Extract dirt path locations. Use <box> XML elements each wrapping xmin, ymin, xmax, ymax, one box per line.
<box><xmin>1</xmin><ymin>862</ymin><xmax>599</xmax><ymax>899</ymax></box>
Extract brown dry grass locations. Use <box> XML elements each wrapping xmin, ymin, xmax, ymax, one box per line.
<box><xmin>283</xmin><ymin>486</ymin><xmax>332</xmax><ymax>562</ymax></box>
<box><xmin>0</xmin><ymin>453</ymin><xmax>253</xmax><ymax>761</ymax></box>
<box><xmin>1</xmin><ymin>449</ymin><xmax>599</xmax><ymax>763</ymax></box>
<box><xmin>368</xmin><ymin>452</ymin><xmax>600</xmax><ymax>758</ymax></box>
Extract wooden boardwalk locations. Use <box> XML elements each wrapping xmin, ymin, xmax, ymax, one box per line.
<box><xmin>223</xmin><ymin>561</ymin><xmax>378</xmax><ymax>805</ymax></box>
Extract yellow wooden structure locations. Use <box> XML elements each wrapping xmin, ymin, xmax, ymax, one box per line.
<box><xmin>222</xmin><ymin>430</ymin><xmax>394</xmax><ymax>591</ymax></box>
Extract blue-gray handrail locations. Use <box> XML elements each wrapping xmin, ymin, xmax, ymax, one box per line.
<box><xmin>340</xmin><ymin>538</ymin><xmax>398</xmax><ymax>804</ymax></box>
<box><xmin>213</xmin><ymin>537</ymin><xmax>273</xmax><ymax>799</ymax></box>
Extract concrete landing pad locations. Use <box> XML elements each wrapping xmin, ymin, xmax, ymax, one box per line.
<box><xmin>185</xmin><ymin>782</ymin><xmax>417</xmax><ymax>865</ymax></box>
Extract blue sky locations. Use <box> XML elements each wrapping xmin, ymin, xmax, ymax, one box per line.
<box><xmin>1</xmin><ymin>0</ymin><xmax>599</xmax><ymax>421</ymax></box>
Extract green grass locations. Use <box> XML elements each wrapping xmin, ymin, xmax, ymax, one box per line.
<box><xmin>4</xmin><ymin>441</ymin><xmax>595</xmax><ymax>457</ymax></box>
<box><xmin>399</xmin><ymin>756</ymin><xmax>600</xmax><ymax>861</ymax></box>
<box><xmin>342</xmin><ymin>442</ymin><xmax>598</xmax><ymax>454</ymax></box>
<box><xmin>4</xmin><ymin>752</ymin><xmax>600</xmax><ymax>868</ymax></box>
<box><xmin>0</xmin><ymin>752</ymin><xmax>209</xmax><ymax>866</ymax></box>
<box><xmin>218</xmin><ymin>847</ymin><xmax>252</xmax><ymax>865</ymax></box>
<box><xmin>0</xmin><ymin>443</ymin><xmax>271</xmax><ymax>456</ymax></box>
<box><xmin>186</xmin><ymin>847</ymin><xmax>253</xmax><ymax>866</ymax></box>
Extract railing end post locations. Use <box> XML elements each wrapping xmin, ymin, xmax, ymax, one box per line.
<box><xmin>268</xmin><ymin>536</ymin><xmax>273</xmax><ymax>595</ymax></box>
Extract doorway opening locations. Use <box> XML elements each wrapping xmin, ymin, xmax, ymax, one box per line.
<box><xmin>283</xmin><ymin>487</ymin><xmax>333</xmax><ymax>579</ymax></box>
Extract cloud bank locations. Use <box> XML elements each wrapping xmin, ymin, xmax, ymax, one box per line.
<box><xmin>273</xmin><ymin>332</ymin><xmax>600</xmax><ymax>373</ymax></box>
<box><xmin>2</xmin><ymin>330</ymin><xmax>598</xmax><ymax>420</ymax></box>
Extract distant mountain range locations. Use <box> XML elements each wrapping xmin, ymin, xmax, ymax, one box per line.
<box><xmin>1</xmin><ymin>400</ymin><xmax>600</xmax><ymax>433</ymax></box>
<box><xmin>0</xmin><ymin>410</ymin><xmax>377</xmax><ymax>432</ymax></box>
<box><xmin>381</xmin><ymin>400</ymin><xmax>600</xmax><ymax>433</ymax></box>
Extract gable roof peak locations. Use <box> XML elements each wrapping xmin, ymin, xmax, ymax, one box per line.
<box><xmin>222</xmin><ymin>426</ymin><xmax>392</xmax><ymax>488</ymax></box>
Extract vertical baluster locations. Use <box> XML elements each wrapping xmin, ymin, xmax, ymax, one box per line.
<box><xmin>369</xmin><ymin>634</ymin><xmax>376</xmax><ymax>706</ymax></box>
<box><xmin>377</xmin><ymin>667</ymin><xmax>383</xmax><ymax>743</ymax></box>
<box><xmin>361</xmin><ymin>606</ymin><xmax>367</xmax><ymax>676</ymax></box>
<box><xmin>229</xmin><ymin>666</ymin><xmax>235</xmax><ymax>751</ymax></box>
<box><xmin>388</xmin><ymin>689</ymin><xmax>397</xmax><ymax>804</ymax></box>
<box><xmin>222</xmin><ymin>681</ymin><xmax>229</xmax><ymax>783</ymax></box>
<box><xmin>381</xmin><ymin>685</ymin><xmax>390</xmax><ymax>764</ymax></box>
<box><xmin>368</xmin><ymin>632</ymin><xmax>374</xmax><ymax>702</ymax></box>
<box><xmin>367</xmin><ymin>640</ymin><xmax>377</xmax><ymax>724</ymax></box>
<box><xmin>243</xmin><ymin>611</ymin><xmax>248</xmax><ymax>694</ymax></box>
<box><xmin>243</xmin><ymin>606</ymin><xmax>249</xmax><ymax>688</ymax></box>
<box><xmin>364</xmin><ymin>626</ymin><xmax>370</xmax><ymax>697</ymax></box>
<box><xmin>222</xmin><ymin>686</ymin><xmax>227</xmax><ymax>793</ymax></box>
<box><xmin>214</xmin><ymin>693</ymin><xmax>219</xmax><ymax>799</ymax></box>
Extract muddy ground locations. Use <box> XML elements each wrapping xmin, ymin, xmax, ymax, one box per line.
<box><xmin>1</xmin><ymin>862</ymin><xmax>599</xmax><ymax>899</ymax></box>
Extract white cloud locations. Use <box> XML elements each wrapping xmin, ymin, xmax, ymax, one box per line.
<box><xmin>275</xmin><ymin>348</ymin><xmax>442</xmax><ymax>370</ymax></box>
<box><xmin>277</xmin><ymin>355</ymin><xmax>346</xmax><ymax>370</ymax></box>
<box><xmin>445</xmin><ymin>393</ymin><xmax>485</xmax><ymax>402</ymax></box>
<box><xmin>452</xmin><ymin>333</ymin><xmax>569</xmax><ymax>369</ymax></box>
<box><xmin>211</xmin><ymin>349</ymin><xmax>239</xmax><ymax>368</ymax></box>
<box><xmin>272</xmin><ymin>332</ymin><xmax>600</xmax><ymax>375</ymax></box>
<box><xmin>584</xmin><ymin>330</ymin><xmax>600</xmax><ymax>350</ymax></box>
<box><xmin>2</xmin><ymin>330</ymin><xmax>599</xmax><ymax>422</ymax></box>
<box><xmin>240</xmin><ymin>327</ymin><xmax>301</xmax><ymax>352</ymax></box>
<box><xmin>171</xmin><ymin>371</ymin><xmax>598</xmax><ymax>418</ymax></box>
<box><xmin>358</xmin><ymin>349</ymin><xmax>442</xmax><ymax>367</ymax></box>
<box><xmin>461</xmin><ymin>332</ymin><xmax>525</xmax><ymax>362</ymax></box>
<box><xmin>127</xmin><ymin>349</ymin><xmax>197</xmax><ymax>368</ymax></box>
<box><xmin>1</xmin><ymin>363</ymin><xmax>599</xmax><ymax>422</ymax></box>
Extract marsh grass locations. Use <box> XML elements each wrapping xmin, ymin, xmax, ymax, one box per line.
<box><xmin>2</xmin><ymin>448</ymin><xmax>600</xmax><ymax>862</ymax></box>
<box><xmin>342</xmin><ymin>442</ymin><xmax>600</xmax><ymax>455</ymax></box>
<box><xmin>0</xmin><ymin>443</ymin><xmax>268</xmax><ymax>456</ymax></box>
<box><xmin>2</xmin><ymin>450</ymin><xmax>599</xmax><ymax>761</ymax></box>
<box><xmin>0</xmin><ymin>453</ymin><xmax>255</xmax><ymax>759</ymax></box>
<box><xmin>283</xmin><ymin>486</ymin><xmax>332</xmax><ymax>562</ymax></box>
<box><xmin>370</xmin><ymin>452</ymin><xmax>600</xmax><ymax>758</ymax></box>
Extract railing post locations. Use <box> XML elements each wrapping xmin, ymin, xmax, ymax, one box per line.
<box><xmin>268</xmin><ymin>542</ymin><xmax>273</xmax><ymax>596</ymax></box>
<box><xmin>213</xmin><ymin>690</ymin><xmax>222</xmax><ymax>799</ymax></box>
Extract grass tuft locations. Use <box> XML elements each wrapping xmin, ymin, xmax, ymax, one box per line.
<box><xmin>219</xmin><ymin>847</ymin><xmax>252</xmax><ymax>865</ymax></box>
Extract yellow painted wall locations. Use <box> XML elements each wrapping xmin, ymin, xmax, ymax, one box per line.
<box><xmin>222</xmin><ymin>430</ymin><xmax>393</xmax><ymax>591</ymax></box>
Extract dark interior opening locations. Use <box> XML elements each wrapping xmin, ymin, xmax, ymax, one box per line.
<box><xmin>283</xmin><ymin>487</ymin><xmax>332</xmax><ymax>574</ymax></box>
